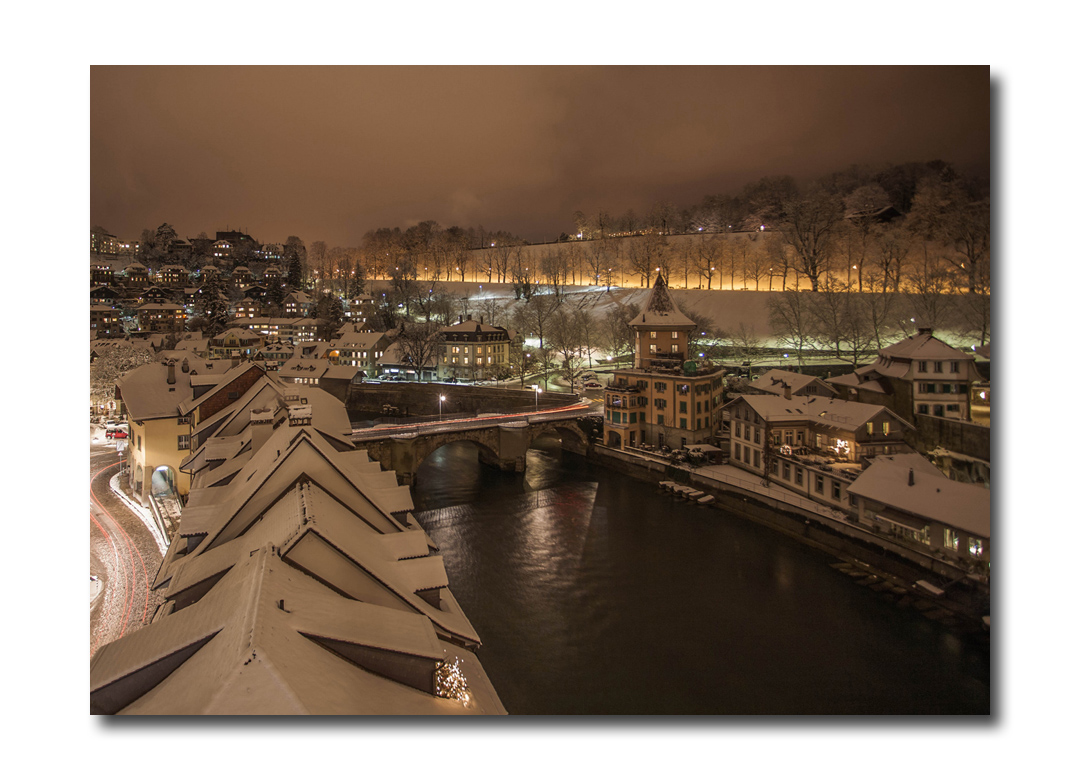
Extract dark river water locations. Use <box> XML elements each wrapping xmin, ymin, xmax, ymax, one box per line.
<box><xmin>411</xmin><ymin>440</ymin><xmax>991</xmax><ymax>715</ymax></box>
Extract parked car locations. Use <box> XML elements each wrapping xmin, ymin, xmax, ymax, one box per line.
<box><xmin>583</xmin><ymin>380</ymin><xmax>603</xmax><ymax>389</ymax></box>
<box><xmin>111</xmin><ymin>429</ymin><xmax>128</xmax><ymax>439</ymax></box>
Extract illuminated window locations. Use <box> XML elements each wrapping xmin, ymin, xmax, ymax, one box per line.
<box><xmin>969</xmin><ymin>538</ymin><xmax>984</xmax><ymax>557</ymax></box>
<box><xmin>944</xmin><ymin>528</ymin><xmax>960</xmax><ymax>551</ymax></box>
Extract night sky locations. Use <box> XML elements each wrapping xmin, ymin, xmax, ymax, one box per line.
<box><xmin>90</xmin><ymin>65</ymin><xmax>989</xmax><ymax>247</ymax></box>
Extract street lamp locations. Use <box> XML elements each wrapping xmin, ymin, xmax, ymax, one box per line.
<box><xmin>533</xmin><ymin>384</ymin><xmax>542</xmax><ymax>411</ymax></box>
<box><xmin>439</xmin><ymin>394</ymin><xmax>445</xmax><ymax>421</ymax></box>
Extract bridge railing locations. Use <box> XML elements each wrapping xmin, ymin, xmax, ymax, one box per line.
<box><xmin>351</xmin><ymin>404</ymin><xmax>599</xmax><ymax>441</ymax></box>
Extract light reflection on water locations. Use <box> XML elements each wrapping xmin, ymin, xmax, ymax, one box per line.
<box><xmin>413</xmin><ymin>441</ymin><xmax>990</xmax><ymax>715</ymax></box>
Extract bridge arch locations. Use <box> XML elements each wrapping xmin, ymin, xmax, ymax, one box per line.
<box><xmin>411</xmin><ymin>431</ymin><xmax>502</xmax><ymax>476</ymax></box>
<box><xmin>525</xmin><ymin>421</ymin><xmax>591</xmax><ymax>457</ymax></box>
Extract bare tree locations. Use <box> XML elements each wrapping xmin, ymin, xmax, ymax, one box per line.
<box><xmin>731</xmin><ymin>323</ymin><xmax>764</xmax><ymax>371</ymax></box>
<box><xmin>905</xmin><ymin>251</ymin><xmax>954</xmax><ymax>333</ymax></box>
<box><xmin>907</xmin><ymin>176</ymin><xmax>990</xmax><ymax>294</ymax></box>
<box><xmin>768</xmin><ymin>291</ymin><xmax>815</xmax><ymax>368</ymax></box>
<box><xmin>541</xmin><ymin>246</ymin><xmax>570</xmax><ymax>299</ymax></box>
<box><xmin>547</xmin><ymin>306</ymin><xmax>588</xmax><ymax>384</ymax></box>
<box><xmin>694</xmin><ymin>232</ymin><xmax>722</xmax><ymax>290</ymax></box>
<box><xmin>625</xmin><ymin>232</ymin><xmax>669</xmax><ymax>287</ymax></box>
<box><xmin>512</xmin><ymin>293</ymin><xmax>562</xmax><ymax>388</ymax></box>
<box><xmin>860</xmin><ymin>274</ymin><xmax>902</xmax><ymax>351</ymax></box>
<box><xmin>740</xmin><ymin>236</ymin><xmax>770</xmax><ymax>291</ymax></box>
<box><xmin>600</xmin><ymin>300</ymin><xmax>640</xmax><ymax>362</ymax></box>
<box><xmin>507</xmin><ymin>339</ymin><xmax>539</xmax><ymax>387</ymax></box>
<box><xmin>583</xmin><ymin>238</ymin><xmax>612</xmax><ymax>287</ymax></box>
<box><xmin>870</xmin><ymin>222</ymin><xmax>912</xmax><ymax>293</ymax></box>
<box><xmin>394</xmin><ymin>320</ymin><xmax>444</xmax><ymax>381</ymax></box>
<box><xmin>779</xmin><ymin>187</ymin><xmax>846</xmax><ymax>291</ymax></box>
<box><xmin>809</xmin><ymin>279</ymin><xmax>876</xmax><ymax>368</ymax></box>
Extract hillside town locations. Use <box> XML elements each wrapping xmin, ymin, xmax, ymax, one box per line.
<box><xmin>90</xmin><ymin>228</ymin><xmax>990</xmax><ymax>713</ymax></box>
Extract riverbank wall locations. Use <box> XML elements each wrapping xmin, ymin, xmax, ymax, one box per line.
<box><xmin>590</xmin><ymin>444</ymin><xmax>990</xmax><ymax>626</ymax></box>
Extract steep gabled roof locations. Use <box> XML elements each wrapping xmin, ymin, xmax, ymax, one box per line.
<box><xmin>750</xmin><ymin>369</ymin><xmax>837</xmax><ymax>397</ymax></box>
<box><xmin>879</xmin><ymin>330</ymin><xmax>972</xmax><ymax>361</ymax></box>
<box><xmin>177</xmin><ymin>361</ymin><xmax>266</xmax><ymax>416</ymax></box>
<box><xmin>628</xmin><ymin>274</ymin><xmax>695</xmax><ymax>329</ymax></box>
<box><xmin>173</xmin><ymin>425</ymin><xmax>413</xmax><ymax>556</ymax></box>
<box><xmin>92</xmin><ymin>545</ymin><xmax>505</xmax><ymax>715</ymax></box>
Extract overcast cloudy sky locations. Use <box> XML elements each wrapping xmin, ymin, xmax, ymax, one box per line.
<box><xmin>90</xmin><ymin>65</ymin><xmax>990</xmax><ymax>246</ymax></box>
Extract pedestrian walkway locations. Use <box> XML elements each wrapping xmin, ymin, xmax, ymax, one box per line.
<box><xmin>692</xmin><ymin>463</ymin><xmax>848</xmax><ymax>521</ymax></box>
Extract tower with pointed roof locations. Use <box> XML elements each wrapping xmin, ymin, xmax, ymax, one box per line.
<box><xmin>602</xmin><ymin>275</ymin><xmax>725</xmax><ymax>452</ymax></box>
<box><xmin>628</xmin><ymin>274</ymin><xmax>696</xmax><ymax>371</ymax></box>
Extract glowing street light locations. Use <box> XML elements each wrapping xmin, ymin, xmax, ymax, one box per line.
<box><xmin>439</xmin><ymin>394</ymin><xmax>445</xmax><ymax>421</ymax></box>
<box><xmin>533</xmin><ymin>384</ymin><xmax>542</xmax><ymax>411</ymax></box>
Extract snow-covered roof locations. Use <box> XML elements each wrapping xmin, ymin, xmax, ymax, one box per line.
<box><xmin>173</xmin><ymin>425</ymin><xmax>414</xmax><ymax>556</ymax></box>
<box><xmin>847</xmin><ymin>454</ymin><xmax>991</xmax><ymax>538</ymax></box>
<box><xmin>116</xmin><ymin>359</ymin><xmax>233</xmax><ymax>421</ymax></box>
<box><xmin>879</xmin><ymin>330</ymin><xmax>972</xmax><ymax>361</ymax></box>
<box><xmin>331</xmin><ymin>329</ymin><xmax>389</xmax><ymax>350</ymax></box>
<box><xmin>177</xmin><ymin>361</ymin><xmax>266</xmax><ymax>416</ymax></box>
<box><xmin>628</xmin><ymin>274</ymin><xmax>695</xmax><ymax>329</ymax></box>
<box><xmin>375</xmin><ymin>341</ymin><xmax>439</xmax><ymax>369</ymax></box>
<box><xmin>750</xmin><ymin>369</ymin><xmax>836</xmax><ymax>397</ymax></box>
<box><xmin>276</xmin><ymin>359</ymin><xmax>331</xmax><ymax>379</ymax></box>
<box><xmin>91</xmin><ymin>545</ymin><xmax>505</xmax><ymax>715</ymax></box>
<box><xmin>827</xmin><ymin>371</ymin><xmax>888</xmax><ymax>394</ymax></box>
<box><xmin>209</xmin><ymin>326</ymin><xmax>263</xmax><ymax>343</ymax></box>
<box><xmin>725</xmin><ymin>394</ymin><xmax>912</xmax><ymax>432</ymax></box>
<box><xmin>441</xmin><ymin>319</ymin><xmax>509</xmax><ymax>335</ymax></box>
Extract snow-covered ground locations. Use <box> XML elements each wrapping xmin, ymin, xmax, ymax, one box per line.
<box><xmin>108</xmin><ymin>473</ymin><xmax>169</xmax><ymax>555</ymax></box>
<box><xmin>382</xmin><ymin>280</ymin><xmax>980</xmax><ymax>357</ymax></box>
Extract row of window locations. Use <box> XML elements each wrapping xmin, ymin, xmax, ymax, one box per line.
<box><xmin>917</xmin><ymin>403</ymin><xmax>962</xmax><ymax>416</ymax></box>
<box><xmin>448</xmin><ymin>356</ymin><xmax>496</xmax><ymax>364</ymax></box>
<box><xmin>918</xmin><ymin>383</ymin><xmax>968</xmax><ymax>395</ymax></box>
<box><xmin>917</xmin><ymin>360</ymin><xmax>962</xmax><ymax>374</ymax></box>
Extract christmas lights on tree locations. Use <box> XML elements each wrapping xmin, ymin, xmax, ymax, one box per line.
<box><xmin>435</xmin><ymin>657</ymin><xmax>472</xmax><ymax>706</ymax></box>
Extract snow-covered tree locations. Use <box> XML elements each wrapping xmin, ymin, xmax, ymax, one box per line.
<box><xmin>91</xmin><ymin>342</ymin><xmax>155</xmax><ymax>407</ymax></box>
<box><xmin>196</xmin><ymin>269</ymin><xmax>231</xmax><ymax>337</ymax></box>
<box><xmin>314</xmin><ymin>292</ymin><xmax>345</xmax><ymax>341</ymax></box>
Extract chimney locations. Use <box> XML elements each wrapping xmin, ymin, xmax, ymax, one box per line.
<box><xmin>480</xmin><ymin>315</ymin><xmax>484</xmax><ymax>325</ymax></box>
<box><xmin>908</xmin><ymin>468</ymin><xmax>915</xmax><ymax>486</ymax></box>
<box><xmin>166</xmin><ymin>360</ymin><xmax>176</xmax><ymax>385</ymax></box>
<box><xmin>249</xmin><ymin>406</ymin><xmax>275</xmax><ymax>452</ymax></box>
<box><xmin>181</xmin><ymin>357</ymin><xmax>189</xmax><ymax>373</ymax></box>
<box><xmin>783</xmin><ymin>382</ymin><xmax>791</xmax><ymax>400</ymax></box>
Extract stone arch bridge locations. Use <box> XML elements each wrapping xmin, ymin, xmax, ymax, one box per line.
<box><xmin>353</xmin><ymin>410</ymin><xmax>600</xmax><ymax>486</ymax></box>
